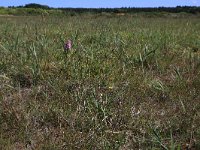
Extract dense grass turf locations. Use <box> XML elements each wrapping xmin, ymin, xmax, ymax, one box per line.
<box><xmin>0</xmin><ymin>14</ymin><xmax>200</xmax><ymax>149</ymax></box>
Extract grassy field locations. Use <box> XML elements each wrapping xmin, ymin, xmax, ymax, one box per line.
<box><xmin>0</xmin><ymin>14</ymin><xmax>200</xmax><ymax>149</ymax></box>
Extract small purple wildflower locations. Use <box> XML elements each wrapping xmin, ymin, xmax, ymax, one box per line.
<box><xmin>64</xmin><ymin>40</ymin><xmax>72</xmax><ymax>52</ymax></box>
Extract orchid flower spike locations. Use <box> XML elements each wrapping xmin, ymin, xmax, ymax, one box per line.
<box><xmin>64</xmin><ymin>39</ymin><xmax>72</xmax><ymax>52</ymax></box>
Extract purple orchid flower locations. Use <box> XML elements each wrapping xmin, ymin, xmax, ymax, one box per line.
<box><xmin>64</xmin><ymin>40</ymin><xmax>72</xmax><ymax>52</ymax></box>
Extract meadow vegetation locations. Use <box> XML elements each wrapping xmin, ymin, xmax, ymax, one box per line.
<box><xmin>0</xmin><ymin>13</ymin><xmax>200</xmax><ymax>149</ymax></box>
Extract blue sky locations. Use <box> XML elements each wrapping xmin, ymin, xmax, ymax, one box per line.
<box><xmin>0</xmin><ymin>0</ymin><xmax>200</xmax><ymax>8</ymax></box>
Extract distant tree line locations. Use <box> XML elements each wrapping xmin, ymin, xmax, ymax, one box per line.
<box><xmin>59</xmin><ymin>6</ymin><xmax>200</xmax><ymax>14</ymax></box>
<box><xmin>13</xmin><ymin>3</ymin><xmax>50</xmax><ymax>9</ymax></box>
<box><xmin>3</xmin><ymin>3</ymin><xmax>200</xmax><ymax>15</ymax></box>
